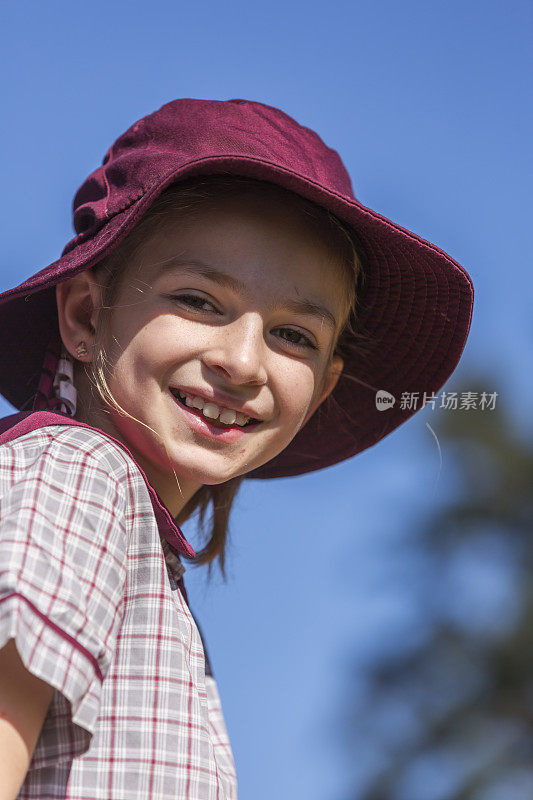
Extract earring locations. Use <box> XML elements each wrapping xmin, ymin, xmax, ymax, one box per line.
<box><xmin>52</xmin><ymin>348</ymin><xmax>77</xmax><ymax>416</ymax></box>
<box><xmin>76</xmin><ymin>341</ymin><xmax>88</xmax><ymax>358</ymax></box>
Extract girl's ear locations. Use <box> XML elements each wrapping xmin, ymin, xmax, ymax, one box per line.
<box><xmin>301</xmin><ymin>354</ymin><xmax>344</xmax><ymax>428</ymax></box>
<box><xmin>56</xmin><ymin>270</ymin><xmax>102</xmax><ymax>362</ymax></box>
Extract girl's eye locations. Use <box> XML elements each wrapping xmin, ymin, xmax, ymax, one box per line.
<box><xmin>274</xmin><ymin>328</ymin><xmax>317</xmax><ymax>350</ymax></box>
<box><xmin>171</xmin><ymin>294</ymin><xmax>220</xmax><ymax>313</ymax></box>
<box><xmin>169</xmin><ymin>295</ymin><xmax>317</xmax><ymax>350</ymax></box>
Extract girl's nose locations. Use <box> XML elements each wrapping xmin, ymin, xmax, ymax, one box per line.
<box><xmin>201</xmin><ymin>313</ymin><xmax>268</xmax><ymax>387</ymax></box>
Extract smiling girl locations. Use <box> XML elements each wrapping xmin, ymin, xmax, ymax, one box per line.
<box><xmin>62</xmin><ymin>179</ymin><xmax>350</xmax><ymax>520</ymax></box>
<box><xmin>0</xmin><ymin>98</ymin><xmax>473</xmax><ymax>799</ymax></box>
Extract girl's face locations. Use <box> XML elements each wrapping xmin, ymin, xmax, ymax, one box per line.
<box><xmin>62</xmin><ymin>192</ymin><xmax>347</xmax><ymax>514</ymax></box>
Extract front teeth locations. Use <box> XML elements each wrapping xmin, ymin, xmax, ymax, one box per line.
<box><xmin>181</xmin><ymin>392</ymin><xmax>250</xmax><ymax>426</ymax></box>
<box><xmin>204</xmin><ymin>404</ymin><xmax>237</xmax><ymax>425</ymax></box>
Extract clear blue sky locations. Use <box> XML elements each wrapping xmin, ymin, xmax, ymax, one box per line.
<box><xmin>1</xmin><ymin>2</ymin><xmax>531</xmax><ymax>797</ymax></box>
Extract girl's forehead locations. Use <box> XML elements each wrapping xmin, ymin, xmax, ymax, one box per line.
<box><xmin>117</xmin><ymin>191</ymin><xmax>354</xmax><ymax>335</ymax></box>
<box><xmin>137</xmin><ymin>196</ymin><xmax>346</xmax><ymax>290</ymax></box>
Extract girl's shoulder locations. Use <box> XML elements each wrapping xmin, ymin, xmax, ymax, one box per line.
<box><xmin>0</xmin><ymin>421</ymin><xmax>143</xmax><ymax>492</ymax></box>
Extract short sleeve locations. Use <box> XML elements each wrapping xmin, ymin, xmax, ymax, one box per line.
<box><xmin>0</xmin><ymin>427</ymin><xmax>129</xmax><ymax>767</ymax></box>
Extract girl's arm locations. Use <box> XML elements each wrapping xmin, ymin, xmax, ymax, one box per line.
<box><xmin>0</xmin><ymin>638</ymin><xmax>54</xmax><ymax>800</ymax></box>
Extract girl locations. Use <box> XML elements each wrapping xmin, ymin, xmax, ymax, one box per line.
<box><xmin>0</xmin><ymin>98</ymin><xmax>474</xmax><ymax>799</ymax></box>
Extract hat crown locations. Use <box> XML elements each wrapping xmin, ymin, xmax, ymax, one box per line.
<box><xmin>71</xmin><ymin>98</ymin><xmax>355</xmax><ymax>239</ymax></box>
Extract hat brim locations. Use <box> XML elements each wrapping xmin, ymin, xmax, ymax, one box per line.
<box><xmin>0</xmin><ymin>156</ymin><xmax>474</xmax><ymax>479</ymax></box>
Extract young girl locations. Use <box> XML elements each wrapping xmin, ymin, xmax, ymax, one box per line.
<box><xmin>0</xmin><ymin>98</ymin><xmax>474</xmax><ymax>799</ymax></box>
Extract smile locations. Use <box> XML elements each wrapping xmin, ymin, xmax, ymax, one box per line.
<box><xmin>170</xmin><ymin>389</ymin><xmax>261</xmax><ymax>430</ymax></box>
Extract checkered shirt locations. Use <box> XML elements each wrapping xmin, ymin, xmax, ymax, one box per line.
<box><xmin>0</xmin><ymin>422</ymin><xmax>237</xmax><ymax>799</ymax></box>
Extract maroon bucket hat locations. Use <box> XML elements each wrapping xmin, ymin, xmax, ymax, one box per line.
<box><xmin>0</xmin><ymin>97</ymin><xmax>474</xmax><ymax>480</ymax></box>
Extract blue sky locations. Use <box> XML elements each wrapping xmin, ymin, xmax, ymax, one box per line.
<box><xmin>1</xmin><ymin>2</ymin><xmax>531</xmax><ymax>797</ymax></box>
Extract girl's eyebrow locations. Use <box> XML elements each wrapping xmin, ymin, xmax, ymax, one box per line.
<box><xmin>155</xmin><ymin>257</ymin><xmax>338</xmax><ymax>331</ymax></box>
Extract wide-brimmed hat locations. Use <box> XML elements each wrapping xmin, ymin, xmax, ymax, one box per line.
<box><xmin>0</xmin><ymin>97</ymin><xmax>474</xmax><ymax>479</ymax></box>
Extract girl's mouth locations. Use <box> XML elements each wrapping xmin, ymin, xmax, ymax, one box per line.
<box><xmin>170</xmin><ymin>388</ymin><xmax>261</xmax><ymax>431</ymax></box>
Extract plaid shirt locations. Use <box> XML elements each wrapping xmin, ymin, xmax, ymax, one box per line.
<box><xmin>0</xmin><ymin>414</ymin><xmax>237</xmax><ymax>799</ymax></box>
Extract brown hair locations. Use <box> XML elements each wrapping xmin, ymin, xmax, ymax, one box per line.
<box><xmin>77</xmin><ymin>175</ymin><xmax>368</xmax><ymax>579</ymax></box>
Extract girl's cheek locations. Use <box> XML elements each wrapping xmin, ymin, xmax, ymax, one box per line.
<box><xmin>280</xmin><ymin>382</ymin><xmax>315</xmax><ymax>426</ymax></box>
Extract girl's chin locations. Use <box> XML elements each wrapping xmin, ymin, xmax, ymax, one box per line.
<box><xmin>166</xmin><ymin>457</ymin><xmax>246</xmax><ymax>487</ymax></box>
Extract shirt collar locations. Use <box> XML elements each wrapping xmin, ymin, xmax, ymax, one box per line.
<box><xmin>0</xmin><ymin>409</ymin><xmax>195</xmax><ymax>559</ymax></box>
